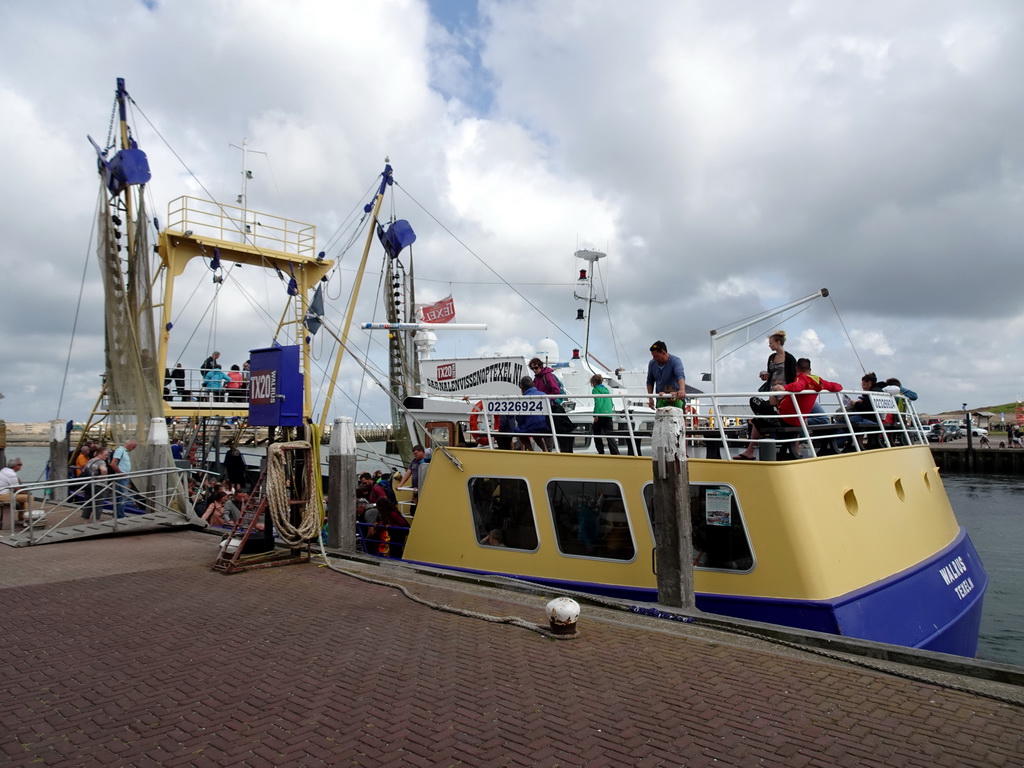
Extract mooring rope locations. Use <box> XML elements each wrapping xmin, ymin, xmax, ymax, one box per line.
<box><xmin>313</xmin><ymin>538</ymin><xmax>576</xmax><ymax>640</ymax></box>
<box><xmin>266</xmin><ymin>441</ymin><xmax>322</xmax><ymax>547</ymax></box>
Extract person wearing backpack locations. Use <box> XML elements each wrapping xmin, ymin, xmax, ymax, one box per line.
<box><xmin>529</xmin><ymin>357</ymin><xmax>565</xmax><ymax>403</ymax></box>
<box><xmin>374</xmin><ymin>473</ymin><xmax>398</xmax><ymax>505</ymax></box>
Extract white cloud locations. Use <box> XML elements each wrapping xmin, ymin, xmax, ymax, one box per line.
<box><xmin>1</xmin><ymin>0</ymin><xmax>1022</xmax><ymax>427</ymax></box>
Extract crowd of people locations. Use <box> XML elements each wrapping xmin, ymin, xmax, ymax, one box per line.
<box><xmin>639</xmin><ymin>330</ymin><xmax>924</xmax><ymax>459</ymax></box>
<box><xmin>162</xmin><ymin>352</ymin><xmax>249</xmax><ymax>402</ymax></box>
<box><xmin>355</xmin><ymin>469</ymin><xmax>410</xmax><ymax>557</ymax></box>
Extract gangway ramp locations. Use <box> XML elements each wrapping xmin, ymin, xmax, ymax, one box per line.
<box><xmin>1</xmin><ymin>467</ymin><xmax>208</xmax><ymax>548</ymax></box>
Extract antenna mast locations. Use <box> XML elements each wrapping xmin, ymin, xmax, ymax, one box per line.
<box><xmin>574</xmin><ymin>249</ymin><xmax>607</xmax><ymax>369</ymax></box>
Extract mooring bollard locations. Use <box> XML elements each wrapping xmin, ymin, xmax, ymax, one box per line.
<box><xmin>546</xmin><ymin>597</ymin><xmax>580</xmax><ymax>635</ymax></box>
<box><xmin>327</xmin><ymin>417</ymin><xmax>356</xmax><ymax>552</ymax></box>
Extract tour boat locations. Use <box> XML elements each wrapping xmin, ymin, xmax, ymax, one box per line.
<box><xmin>77</xmin><ymin>79</ymin><xmax>986</xmax><ymax>656</ymax></box>
<box><xmin>394</xmin><ymin>390</ymin><xmax>987</xmax><ymax>657</ymax></box>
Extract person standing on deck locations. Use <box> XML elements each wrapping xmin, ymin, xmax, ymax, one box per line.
<box><xmin>529</xmin><ymin>358</ymin><xmax>563</xmax><ymax>401</ymax></box>
<box><xmin>109</xmin><ymin>439</ymin><xmax>137</xmax><ymax>519</ymax></box>
<box><xmin>646</xmin><ymin>340</ymin><xmax>686</xmax><ymax>409</ymax></box>
<box><xmin>203</xmin><ymin>367</ymin><xmax>231</xmax><ymax>402</ymax></box>
<box><xmin>201</xmin><ymin>352</ymin><xmax>221</xmax><ymax>399</ymax></box>
<box><xmin>590</xmin><ymin>373</ymin><xmax>620</xmax><ymax>455</ymax></box>
<box><xmin>398</xmin><ymin>445</ymin><xmax>428</xmax><ymax>515</ymax></box>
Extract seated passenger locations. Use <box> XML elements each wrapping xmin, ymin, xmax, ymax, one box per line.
<box><xmin>201</xmin><ymin>491</ymin><xmax>229</xmax><ymax>526</ymax></box>
<box><xmin>847</xmin><ymin>372</ymin><xmax>883</xmax><ymax>425</ymax></box>
<box><xmin>480</xmin><ymin>529</ymin><xmax>506</xmax><ymax>547</ymax></box>
<box><xmin>775</xmin><ymin>358</ymin><xmax>842</xmax><ymax>426</ymax></box>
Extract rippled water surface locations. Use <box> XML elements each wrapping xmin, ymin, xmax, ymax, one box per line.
<box><xmin>942</xmin><ymin>474</ymin><xmax>1024</xmax><ymax>666</ymax></box>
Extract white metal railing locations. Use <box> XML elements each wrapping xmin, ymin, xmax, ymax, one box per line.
<box><xmin>463</xmin><ymin>389</ymin><xmax>928</xmax><ymax>459</ymax></box>
<box><xmin>166</xmin><ymin>196</ymin><xmax>316</xmax><ymax>257</ymax></box>
<box><xmin>159</xmin><ymin>366</ymin><xmax>248</xmax><ymax>405</ymax></box>
<box><xmin>1</xmin><ymin>466</ymin><xmax>214</xmax><ymax>543</ymax></box>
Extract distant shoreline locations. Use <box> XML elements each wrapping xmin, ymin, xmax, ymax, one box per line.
<box><xmin>1</xmin><ymin>422</ymin><xmax>52</xmax><ymax>447</ymax></box>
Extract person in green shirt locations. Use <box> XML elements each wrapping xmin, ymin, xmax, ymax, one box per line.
<box><xmin>590</xmin><ymin>374</ymin><xmax>620</xmax><ymax>455</ymax></box>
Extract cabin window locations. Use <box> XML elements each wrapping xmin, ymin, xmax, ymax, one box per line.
<box><xmin>467</xmin><ymin>477</ymin><xmax>539</xmax><ymax>551</ymax></box>
<box><xmin>642</xmin><ymin>483</ymin><xmax>754</xmax><ymax>571</ymax></box>
<box><xmin>425</xmin><ymin>422</ymin><xmax>453</xmax><ymax>448</ymax></box>
<box><xmin>546</xmin><ymin>480</ymin><xmax>636</xmax><ymax>561</ymax></box>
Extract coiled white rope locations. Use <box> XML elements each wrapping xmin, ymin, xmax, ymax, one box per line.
<box><xmin>266</xmin><ymin>440</ymin><xmax>322</xmax><ymax>547</ymax></box>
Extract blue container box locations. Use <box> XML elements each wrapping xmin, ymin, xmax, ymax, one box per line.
<box><xmin>248</xmin><ymin>345</ymin><xmax>304</xmax><ymax>427</ymax></box>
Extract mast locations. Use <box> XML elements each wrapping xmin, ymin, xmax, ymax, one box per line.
<box><xmin>229</xmin><ymin>138</ymin><xmax>264</xmax><ymax>236</ymax></box>
<box><xmin>573</xmin><ymin>249</ymin><xmax>607</xmax><ymax>373</ymax></box>
<box><xmin>385</xmin><ymin>257</ymin><xmax>416</xmax><ymax>461</ymax></box>
<box><xmin>89</xmin><ymin>78</ymin><xmax>159</xmax><ymax>446</ymax></box>
<box><xmin>317</xmin><ymin>161</ymin><xmax>392</xmax><ymax>434</ymax></box>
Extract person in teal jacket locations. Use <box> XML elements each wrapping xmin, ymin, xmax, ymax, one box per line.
<box><xmin>590</xmin><ymin>373</ymin><xmax>620</xmax><ymax>455</ymax></box>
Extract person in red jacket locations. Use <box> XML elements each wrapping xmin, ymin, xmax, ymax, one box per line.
<box><xmin>734</xmin><ymin>358</ymin><xmax>842</xmax><ymax>460</ymax></box>
<box><xmin>774</xmin><ymin>358</ymin><xmax>843</xmax><ymax>426</ymax></box>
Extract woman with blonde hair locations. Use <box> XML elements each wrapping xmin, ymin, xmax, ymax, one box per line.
<box><xmin>759</xmin><ymin>330</ymin><xmax>797</xmax><ymax>391</ymax></box>
<box><xmin>735</xmin><ymin>331</ymin><xmax>798</xmax><ymax>460</ymax></box>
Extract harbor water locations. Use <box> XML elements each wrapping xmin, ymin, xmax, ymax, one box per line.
<box><xmin>8</xmin><ymin>446</ymin><xmax>1022</xmax><ymax>666</ymax></box>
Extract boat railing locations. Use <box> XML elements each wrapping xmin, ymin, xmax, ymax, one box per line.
<box><xmin>159</xmin><ymin>366</ymin><xmax>248</xmax><ymax>405</ymax></box>
<box><xmin>165</xmin><ymin>196</ymin><xmax>316</xmax><ymax>258</ymax></box>
<box><xmin>2</xmin><ymin>465</ymin><xmax>212</xmax><ymax>543</ymax></box>
<box><xmin>466</xmin><ymin>389</ymin><xmax>928</xmax><ymax>460</ymax></box>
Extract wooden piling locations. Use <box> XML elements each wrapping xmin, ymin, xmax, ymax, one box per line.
<box><xmin>651</xmin><ymin>407</ymin><xmax>695</xmax><ymax>610</ymax></box>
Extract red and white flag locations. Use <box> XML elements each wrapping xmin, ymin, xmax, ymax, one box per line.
<box><xmin>417</xmin><ymin>294</ymin><xmax>456</xmax><ymax>324</ymax></box>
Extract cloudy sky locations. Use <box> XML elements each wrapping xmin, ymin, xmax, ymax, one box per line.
<box><xmin>1</xmin><ymin>0</ymin><xmax>1022</xmax><ymax>428</ymax></box>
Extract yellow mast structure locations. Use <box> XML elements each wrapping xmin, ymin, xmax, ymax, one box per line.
<box><xmin>155</xmin><ymin>197</ymin><xmax>333</xmax><ymax>422</ymax></box>
<box><xmin>316</xmin><ymin>161</ymin><xmax>392</xmax><ymax>434</ymax></box>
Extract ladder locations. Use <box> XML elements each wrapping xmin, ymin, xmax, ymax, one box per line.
<box><xmin>211</xmin><ymin>444</ymin><xmax>315</xmax><ymax>574</ymax></box>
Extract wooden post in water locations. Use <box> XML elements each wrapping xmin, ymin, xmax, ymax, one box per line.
<box><xmin>49</xmin><ymin>420</ymin><xmax>69</xmax><ymax>502</ymax></box>
<box><xmin>327</xmin><ymin>417</ymin><xmax>356</xmax><ymax>552</ymax></box>
<box><xmin>651</xmin><ymin>407</ymin><xmax>694</xmax><ymax>609</ymax></box>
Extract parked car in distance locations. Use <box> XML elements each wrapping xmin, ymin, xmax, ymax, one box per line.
<box><xmin>941</xmin><ymin>419</ymin><xmax>964</xmax><ymax>439</ymax></box>
<box><xmin>972</xmin><ymin>426</ymin><xmax>988</xmax><ymax>437</ymax></box>
<box><xmin>926</xmin><ymin>424</ymin><xmax>947</xmax><ymax>442</ymax></box>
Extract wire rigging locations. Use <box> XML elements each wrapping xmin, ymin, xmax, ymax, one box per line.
<box><xmin>393</xmin><ymin>181</ymin><xmax>585</xmax><ymax>351</ymax></box>
<box><xmin>56</xmin><ymin>187</ymin><xmax>103</xmax><ymax>419</ymax></box>
<box><xmin>829</xmin><ymin>294</ymin><xmax>866</xmax><ymax>374</ymax></box>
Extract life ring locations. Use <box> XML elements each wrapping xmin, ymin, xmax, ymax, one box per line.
<box><xmin>685</xmin><ymin>404</ymin><xmax>698</xmax><ymax>416</ymax></box>
<box><xmin>469</xmin><ymin>401</ymin><xmax>500</xmax><ymax>446</ymax></box>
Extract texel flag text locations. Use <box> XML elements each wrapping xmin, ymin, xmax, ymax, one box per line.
<box><xmin>418</xmin><ymin>295</ymin><xmax>456</xmax><ymax>323</ymax></box>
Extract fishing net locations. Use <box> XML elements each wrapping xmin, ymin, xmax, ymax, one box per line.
<box><xmin>96</xmin><ymin>182</ymin><xmax>164</xmax><ymax>455</ymax></box>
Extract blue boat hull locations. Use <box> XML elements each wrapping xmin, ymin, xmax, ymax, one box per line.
<box><xmin>406</xmin><ymin>528</ymin><xmax>987</xmax><ymax>657</ymax></box>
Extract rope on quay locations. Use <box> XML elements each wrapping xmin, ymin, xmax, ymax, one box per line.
<box><xmin>313</xmin><ymin>541</ymin><xmax>577</xmax><ymax>641</ymax></box>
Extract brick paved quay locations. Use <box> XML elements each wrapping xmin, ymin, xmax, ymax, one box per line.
<box><xmin>1</xmin><ymin>530</ymin><xmax>1022</xmax><ymax>768</ymax></box>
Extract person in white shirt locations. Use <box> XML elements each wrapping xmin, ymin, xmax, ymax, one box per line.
<box><xmin>0</xmin><ymin>458</ymin><xmax>35</xmax><ymax>526</ymax></box>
